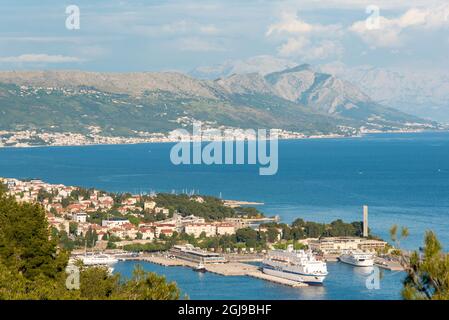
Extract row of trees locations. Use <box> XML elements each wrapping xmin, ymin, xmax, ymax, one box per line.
<box><xmin>151</xmin><ymin>193</ymin><xmax>263</xmax><ymax>221</ymax></box>
<box><xmin>260</xmin><ymin>218</ymin><xmax>366</xmax><ymax>241</ymax></box>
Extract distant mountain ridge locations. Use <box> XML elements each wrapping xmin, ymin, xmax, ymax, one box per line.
<box><xmin>189</xmin><ymin>55</ymin><xmax>297</xmax><ymax>79</ymax></box>
<box><xmin>0</xmin><ymin>64</ymin><xmax>439</xmax><ymax>139</ymax></box>
<box><xmin>192</xmin><ymin>56</ymin><xmax>449</xmax><ymax>123</ymax></box>
<box><xmin>318</xmin><ymin>64</ymin><xmax>449</xmax><ymax>123</ymax></box>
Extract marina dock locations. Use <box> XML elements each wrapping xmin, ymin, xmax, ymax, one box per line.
<box><xmin>374</xmin><ymin>258</ymin><xmax>404</xmax><ymax>271</ymax></box>
<box><xmin>122</xmin><ymin>254</ymin><xmax>198</xmax><ymax>267</ymax></box>
<box><xmin>115</xmin><ymin>249</ymin><xmax>404</xmax><ymax>288</ymax></box>
<box><xmin>246</xmin><ymin>272</ymin><xmax>308</xmax><ymax>287</ymax></box>
<box><xmin>119</xmin><ymin>254</ymin><xmax>308</xmax><ymax>287</ymax></box>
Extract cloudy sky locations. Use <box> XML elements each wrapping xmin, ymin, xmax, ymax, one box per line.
<box><xmin>0</xmin><ymin>0</ymin><xmax>448</xmax><ymax>72</ymax></box>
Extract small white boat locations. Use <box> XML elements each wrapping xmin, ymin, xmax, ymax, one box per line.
<box><xmin>339</xmin><ymin>250</ymin><xmax>374</xmax><ymax>267</ymax></box>
<box><xmin>193</xmin><ymin>262</ymin><xmax>207</xmax><ymax>273</ymax></box>
<box><xmin>78</xmin><ymin>253</ymin><xmax>118</xmax><ymax>266</ymax></box>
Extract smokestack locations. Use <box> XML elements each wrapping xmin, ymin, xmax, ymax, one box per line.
<box><xmin>363</xmin><ymin>205</ymin><xmax>368</xmax><ymax>237</ymax></box>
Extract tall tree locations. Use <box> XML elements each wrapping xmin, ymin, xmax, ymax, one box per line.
<box><xmin>0</xmin><ymin>194</ymin><xmax>68</xmax><ymax>279</ymax></box>
<box><xmin>391</xmin><ymin>226</ymin><xmax>449</xmax><ymax>300</ymax></box>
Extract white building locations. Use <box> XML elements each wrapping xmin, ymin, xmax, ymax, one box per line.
<box><xmin>102</xmin><ymin>218</ymin><xmax>130</xmax><ymax>228</ymax></box>
<box><xmin>216</xmin><ymin>223</ymin><xmax>236</xmax><ymax>236</ymax></box>
<box><xmin>184</xmin><ymin>223</ymin><xmax>216</xmax><ymax>238</ymax></box>
<box><xmin>308</xmin><ymin>237</ymin><xmax>387</xmax><ymax>254</ymax></box>
<box><xmin>72</xmin><ymin>212</ymin><xmax>87</xmax><ymax>223</ymax></box>
<box><xmin>155</xmin><ymin>207</ymin><xmax>169</xmax><ymax>215</ymax></box>
<box><xmin>144</xmin><ymin>201</ymin><xmax>157</xmax><ymax>211</ymax></box>
<box><xmin>139</xmin><ymin>227</ymin><xmax>155</xmax><ymax>240</ymax></box>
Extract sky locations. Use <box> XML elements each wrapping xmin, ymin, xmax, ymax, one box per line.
<box><xmin>0</xmin><ymin>0</ymin><xmax>448</xmax><ymax>72</ymax></box>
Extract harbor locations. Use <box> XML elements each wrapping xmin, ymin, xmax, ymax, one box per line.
<box><xmin>70</xmin><ymin>204</ymin><xmax>404</xmax><ymax>290</ymax></box>
<box><xmin>112</xmin><ymin>258</ymin><xmax>405</xmax><ymax>300</ymax></box>
<box><xmin>116</xmin><ymin>253</ymin><xmax>308</xmax><ymax>287</ymax></box>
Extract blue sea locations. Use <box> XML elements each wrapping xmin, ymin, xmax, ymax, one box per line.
<box><xmin>2</xmin><ymin>131</ymin><xmax>449</xmax><ymax>299</ymax></box>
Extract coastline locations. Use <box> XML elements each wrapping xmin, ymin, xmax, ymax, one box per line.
<box><xmin>0</xmin><ymin>128</ymin><xmax>440</xmax><ymax>150</ymax></box>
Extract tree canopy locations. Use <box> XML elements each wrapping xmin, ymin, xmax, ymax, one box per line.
<box><xmin>390</xmin><ymin>226</ymin><xmax>449</xmax><ymax>300</ymax></box>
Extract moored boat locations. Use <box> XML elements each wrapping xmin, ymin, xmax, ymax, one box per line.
<box><xmin>77</xmin><ymin>253</ymin><xmax>118</xmax><ymax>266</ymax></box>
<box><xmin>193</xmin><ymin>262</ymin><xmax>207</xmax><ymax>273</ymax></box>
<box><xmin>262</xmin><ymin>245</ymin><xmax>328</xmax><ymax>285</ymax></box>
<box><xmin>339</xmin><ymin>250</ymin><xmax>374</xmax><ymax>267</ymax></box>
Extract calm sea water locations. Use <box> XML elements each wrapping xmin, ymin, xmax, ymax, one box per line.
<box><xmin>1</xmin><ymin>131</ymin><xmax>449</xmax><ymax>299</ymax></box>
<box><xmin>114</xmin><ymin>261</ymin><xmax>403</xmax><ymax>300</ymax></box>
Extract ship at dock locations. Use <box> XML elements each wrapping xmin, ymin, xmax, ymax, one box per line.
<box><xmin>262</xmin><ymin>245</ymin><xmax>328</xmax><ymax>285</ymax></box>
<box><xmin>77</xmin><ymin>253</ymin><xmax>119</xmax><ymax>266</ymax></box>
<box><xmin>339</xmin><ymin>250</ymin><xmax>374</xmax><ymax>267</ymax></box>
<box><xmin>69</xmin><ymin>253</ymin><xmax>118</xmax><ymax>274</ymax></box>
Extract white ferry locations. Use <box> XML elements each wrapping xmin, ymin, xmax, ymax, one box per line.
<box><xmin>262</xmin><ymin>245</ymin><xmax>328</xmax><ymax>285</ymax></box>
<box><xmin>339</xmin><ymin>250</ymin><xmax>374</xmax><ymax>267</ymax></box>
<box><xmin>75</xmin><ymin>253</ymin><xmax>118</xmax><ymax>266</ymax></box>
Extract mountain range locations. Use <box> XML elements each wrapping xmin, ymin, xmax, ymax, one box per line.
<box><xmin>0</xmin><ymin>64</ymin><xmax>438</xmax><ymax>139</ymax></box>
<box><xmin>190</xmin><ymin>56</ymin><xmax>449</xmax><ymax>123</ymax></box>
<box><xmin>319</xmin><ymin>64</ymin><xmax>449</xmax><ymax>123</ymax></box>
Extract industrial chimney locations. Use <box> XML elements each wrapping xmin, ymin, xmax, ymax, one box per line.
<box><xmin>363</xmin><ymin>205</ymin><xmax>368</xmax><ymax>237</ymax></box>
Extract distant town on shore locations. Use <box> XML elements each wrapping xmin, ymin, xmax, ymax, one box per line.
<box><xmin>0</xmin><ymin>177</ymin><xmax>394</xmax><ymax>259</ymax></box>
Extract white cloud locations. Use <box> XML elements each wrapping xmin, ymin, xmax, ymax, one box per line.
<box><xmin>267</xmin><ymin>12</ymin><xmax>341</xmax><ymax>36</ymax></box>
<box><xmin>350</xmin><ymin>4</ymin><xmax>449</xmax><ymax>48</ymax></box>
<box><xmin>0</xmin><ymin>54</ymin><xmax>84</xmax><ymax>63</ymax></box>
<box><xmin>278</xmin><ymin>36</ymin><xmax>310</xmax><ymax>56</ymax></box>
<box><xmin>267</xmin><ymin>11</ymin><xmax>343</xmax><ymax>61</ymax></box>
<box><xmin>305</xmin><ymin>40</ymin><xmax>344</xmax><ymax>60</ymax></box>
<box><xmin>278</xmin><ymin>37</ymin><xmax>343</xmax><ymax>60</ymax></box>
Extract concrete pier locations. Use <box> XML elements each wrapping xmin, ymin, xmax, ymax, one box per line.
<box><xmin>203</xmin><ymin>262</ymin><xmax>308</xmax><ymax>287</ymax></box>
<box><xmin>135</xmin><ymin>255</ymin><xmax>197</xmax><ymax>267</ymax></box>
<box><xmin>204</xmin><ymin>262</ymin><xmax>258</xmax><ymax>276</ymax></box>
<box><xmin>246</xmin><ymin>272</ymin><xmax>308</xmax><ymax>287</ymax></box>
<box><xmin>121</xmin><ymin>255</ymin><xmax>308</xmax><ymax>287</ymax></box>
<box><xmin>374</xmin><ymin>257</ymin><xmax>404</xmax><ymax>271</ymax></box>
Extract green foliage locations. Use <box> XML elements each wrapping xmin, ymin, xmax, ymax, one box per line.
<box><xmin>234</xmin><ymin>207</ymin><xmax>263</xmax><ymax>218</ymax></box>
<box><xmin>0</xmin><ymin>195</ymin><xmax>68</xmax><ymax>280</ymax></box>
<box><xmin>0</xmin><ymin>193</ymin><xmax>180</xmax><ymax>300</ymax></box>
<box><xmin>79</xmin><ymin>266</ymin><xmax>118</xmax><ymax>299</ymax></box>
<box><xmin>262</xmin><ymin>218</ymin><xmax>364</xmax><ymax>241</ymax></box>
<box><xmin>0</xmin><ymin>183</ymin><xmax>7</xmax><ymax>194</ymax></box>
<box><xmin>0</xmin><ymin>83</ymin><xmax>348</xmax><ymax>139</ymax></box>
<box><xmin>55</xmin><ymin>230</ymin><xmax>76</xmax><ymax>251</ymax></box>
<box><xmin>113</xmin><ymin>265</ymin><xmax>180</xmax><ymax>300</ymax></box>
<box><xmin>390</xmin><ymin>224</ymin><xmax>409</xmax><ymax>248</ymax></box>
<box><xmin>152</xmin><ymin>193</ymin><xmax>261</xmax><ymax>221</ymax></box>
<box><xmin>85</xmin><ymin>227</ymin><xmax>98</xmax><ymax>248</ymax></box>
<box><xmin>37</xmin><ymin>189</ymin><xmax>53</xmax><ymax>202</ymax></box>
<box><xmin>273</xmin><ymin>241</ymin><xmax>308</xmax><ymax>250</ymax></box>
<box><xmin>266</xmin><ymin>227</ymin><xmax>280</xmax><ymax>243</ymax></box>
<box><xmin>69</xmin><ymin>222</ymin><xmax>78</xmax><ymax>235</ymax></box>
<box><xmin>106</xmin><ymin>241</ymin><xmax>117</xmax><ymax>249</ymax></box>
<box><xmin>122</xmin><ymin>242</ymin><xmax>169</xmax><ymax>252</ymax></box>
<box><xmin>128</xmin><ymin>215</ymin><xmax>141</xmax><ymax>227</ymax></box>
<box><xmin>235</xmin><ymin>227</ymin><xmax>261</xmax><ymax>248</ymax></box>
<box><xmin>401</xmin><ymin>231</ymin><xmax>449</xmax><ymax>300</ymax></box>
